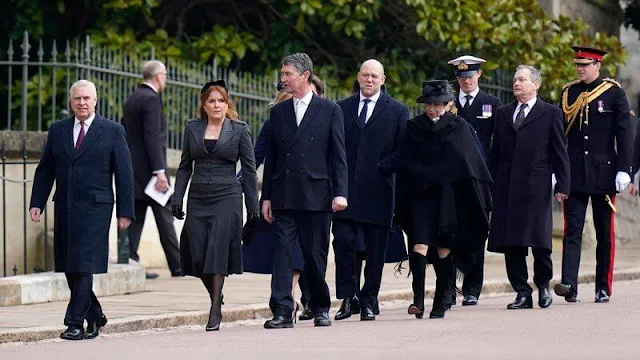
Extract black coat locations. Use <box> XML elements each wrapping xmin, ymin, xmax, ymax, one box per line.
<box><xmin>30</xmin><ymin>115</ymin><xmax>135</xmax><ymax>273</ymax></box>
<box><xmin>488</xmin><ymin>99</ymin><xmax>570</xmax><ymax>252</ymax></box>
<box><xmin>633</xmin><ymin>117</ymin><xmax>640</xmax><ymax>178</ymax></box>
<box><xmin>455</xmin><ymin>89</ymin><xmax>503</xmax><ymax>156</ymax></box>
<box><xmin>122</xmin><ymin>84</ymin><xmax>168</xmax><ymax>199</ymax></box>
<box><xmin>262</xmin><ymin>94</ymin><xmax>348</xmax><ymax>211</ymax></box>
<box><xmin>334</xmin><ymin>92</ymin><xmax>410</xmax><ymax>226</ymax></box>
<box><xmin>562</xmin><ymin>78</ymin><xmax>634</xmax><ymax>194</ymax></box>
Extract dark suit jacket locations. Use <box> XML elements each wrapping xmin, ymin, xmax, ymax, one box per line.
<box><xmin>30</xmin><ymin>115</ymin><xmax>135</xmax><ymax>273</ymax></box>
<box><xmin>172</xmin><ymin>118</ymin><xmax>259</xmax><ymax>214</ymax></box>
<box><xmin>262</xmin><ymin>94</ymin><xmax>348</xmax><ymax>211</ymax></box>
<box><xmin>122</xmin><ymin>84</ymin><xmax>167</xmax><ymax>199</ymax></box>
<box><xmin>488</xmin><ymin>99</ymin><xmax>570</xmax><ymax>252</ymax></box>
<box><xmin>334</xmin><ymin>92</ymin><xmax>409</xmax><ymax>226</ymax></box>
<box><xmin>455</xmin><ymin>89</ymin><xmax>503</xmax><ymax>157</ymax></box>
<box><xmin>632</xmin><ymin>117</ymin><xmax>640</xmax><ymax>179</ymax></box>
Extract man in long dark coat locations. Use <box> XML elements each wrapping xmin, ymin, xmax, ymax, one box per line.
<box><xmin>488</xmin><ymin>65</ymin><xmax>570</xmax><ymax>310</ymax></box>
<box><xmin>333</xmin><ymin>59</ymin><xmax>409</xmax><ymax>321</ymax></box>
<box><xmin>29</xmin><ymin>80</ymin><xmax>135</xmax><ymax>340</ymax></box>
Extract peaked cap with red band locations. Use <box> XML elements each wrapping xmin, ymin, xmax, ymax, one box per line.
<box><xmin>572</xmin><ymin>46</ymin><xmax>608</xmax><ymax>64</ymax></box>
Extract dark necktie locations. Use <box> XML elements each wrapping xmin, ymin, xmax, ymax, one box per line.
<box><xmin>75</xmin><ymin>122</ymin><xmax>86</xmax><ymax>150</ymax></box>
<box><xmin>358</xmin><ymin>99</ymin><xmax>371</xmax><ymax>127</ymax></box>
<box><xmin>514</xmin><ymin>103</ymin><xmax>528</xmax><ymax>129</ymax></box>
<box><xmin>463</xmin><ymin>94</ymin><xmax>473</xmax><ymax>109</ymax></box>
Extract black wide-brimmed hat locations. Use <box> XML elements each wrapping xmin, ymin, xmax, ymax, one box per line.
<box><xmin>416</xmin><ymin>80</ymin><xmax>455</xmax><ymax>104</ymax></box>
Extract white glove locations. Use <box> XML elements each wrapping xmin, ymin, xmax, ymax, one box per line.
<box><xmin>615</xmin><ymin>171</ymin><xmax>631</xmax><ymax>192</ymax></box>
<box><xmin>551</xmin><ymin>173</ymin><xmax>557</xmax><ymax>192</ymax></box>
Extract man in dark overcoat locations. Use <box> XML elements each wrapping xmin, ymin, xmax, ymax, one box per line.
<box><xmin>488</xmin><ymin>65</ymin><xmax>570</xmax><ymax>310</ymax></box>
<box><xmin>448</xmin><ymin>55</ymin><xmax>503</xmax><ymax>306</ymax></box>
<box><xmin>332</xmin><ymin>59</ymin><xmax>409</xmax><ymax>321</ymax></box>
<box><xmin>555</xmin><ymin>46</ymin><xmax>634</xmax><ymax>303</ymax></box>
<box><xmin>262</xmin><ymin>53</ymin><xmax>348</xmax><ymax>329</ymax></box>
<box><xmin>122</xmin><ymin>60</ymin><xmax>181</xmax><ymax>279</ymax></box>
<box><xmin>29</xmin><ymin>80</ymin><xmax>135</xmax><ymax>340</ymax></box>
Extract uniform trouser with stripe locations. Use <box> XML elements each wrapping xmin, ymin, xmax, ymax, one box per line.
<box><xmin>562</xmin><ymin>193</ymin><xmax>616</xmax><ymax>296</ymax></box>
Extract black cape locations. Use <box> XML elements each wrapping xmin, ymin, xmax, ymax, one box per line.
<box><xmin>379</xmin><ymin>112</ymin><xmax>493</xmax><ymax>273</ymax></box>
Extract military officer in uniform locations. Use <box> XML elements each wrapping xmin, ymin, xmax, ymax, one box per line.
<box><xmin>555</xmin><ymin>46</ymin><xmax>634</xmax><ymax>303</ymax></box>
<box><xmin>447</xmin><ymin>55</ymin><xmax>502</xmax><ymax>306</ymax></box>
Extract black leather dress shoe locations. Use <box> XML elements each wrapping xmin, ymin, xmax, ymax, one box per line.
<box><xmin>299</xmin><ymin>305</ymin><xmax>314</xmax><ymax>321</ymax></box>
<box><xmin>85</xmin><ymin>315</ymin><xmax>108</xmax><ymax>339</ymax></box>
<box><xmin>538</xmin><ymin>288</ymin><xmax>553</xmax><ymax>308</ymax></box>
<box><xmin>264</xmin><ymin>315</ymin><xmax>294</xmax><ymax>329</ymax></box>
<box><xmin>507</xmin><ymin>295</ymin><xmax>533</xmax><ymax>309</ymax></box>
<box><xmin>360</xmin><ymin>306</ymin><xmax>375</xmax><ymax>321</ymax></box>
<box><xmin>350</xmin><ymin>296</ymin><xmax>361</xmax><ymax>315</ymax></box>
<box><xmin>554</xmin><ymin>283</ymin><xmax>578</xmax><ymax>302</ymax></box>
<box><xmin>595</xmin><ymin>289</ymin><xmax>610</xmax><ymax>303</ymax></box>
<box><xmin>60</xmin><ymin>325</ymin><xmax>84</xmax><ymax>340</ymax></box>
<box><xmin>314</xmin><ymin>312</ymin><xmax>331</xmax><ymax>327</ymax></box>
<box><xmin>205</xmin><ymin>323</ymin><xmax>220</xmax><ymax>331</ymax></box>
<box><xmin>145</xmin><ymin>272</ymin><xmax>159</xmax><ymax>279</ymax></box>
<box><xmin>335</xmin><ymin>298</ymin><xmax>353</xmax><ymax>320</ymax></box>
<box><xmin>407</xmin><ymin>304</ymin><xmax>424</xmax><ymax>319</ymax></box>
<box><xmin>171</xmin><ymin>270</ymin><xmax>183</xmax><ymax>277</ymax></box>
<box><xmin>462</xmin><ymin>295</ymin><xmax>478</xmax><ymax>306</ymax></box>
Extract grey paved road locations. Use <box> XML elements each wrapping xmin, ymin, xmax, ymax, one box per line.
<box><xmin>3</xmin><ymin>280</ymin><xmax>640</xmax><ymax>360</ymax></box>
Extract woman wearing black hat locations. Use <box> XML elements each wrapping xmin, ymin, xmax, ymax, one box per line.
<box><xmin>379</xmin><ymin>80</ymin><xmax>493</xmax><ymax>319</ymax></box>
<box><xmin>171</xmin><ymin>80</ymin><xmax>260</xmax><ymax>331</ymax></box>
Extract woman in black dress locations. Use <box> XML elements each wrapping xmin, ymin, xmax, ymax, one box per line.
<box><xmin>171</xmin><ymin>80</ymin><xmax>260</xmax><ymax>331</ymax></box>
<box><xmin>379</xmin><ymin>80</ymin><xmax>492</xmax><ymax>319</ymax></box>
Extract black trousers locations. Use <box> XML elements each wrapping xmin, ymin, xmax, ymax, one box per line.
<box><xmin>332</xmin><ymin>219</ymin><xmax>389</xmax><ymax>309</ymax></box>
<box><xmin>128</xmin><ymin>198</ymin><xmax>181</xmax><ymax>274</ymax></box>
<box><xmin>462</xmin><ymin>248</ymin><xmax>485</xmax><ymax>298</ymax></box>
<box><xmin>269</xmin><ymin>210</ymin><xmax>332</xmax><ymax>316</ymax></box>
<box><xmin>64</xmin><ymin>273</ymin><xmax>103</xmax><ymax>327</ymax></box>
<box><xmin>562</xmin><ymin>193</ymin><xmax>616</xmax><ymax>295</ymax></box>
<box><xmin>504</xmin><ymin>247</ymin><xmax>553</xmax><ymax>297</ymax></box>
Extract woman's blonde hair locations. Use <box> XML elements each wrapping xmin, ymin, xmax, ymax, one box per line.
<box><xmin>199</xmin><ymin>85</ymin><xmax>239</xmax><ymax>120</ymax></box>
<box><xmin>269</xmin><ymin>89</ymin><xmax>293</xmax><ymax>106</ymax></box>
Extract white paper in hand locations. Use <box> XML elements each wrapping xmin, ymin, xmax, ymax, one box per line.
<box><xmin>144</xmin><ymin>176</ymin><xmax>174</xmax><ymax>207</ymax></box>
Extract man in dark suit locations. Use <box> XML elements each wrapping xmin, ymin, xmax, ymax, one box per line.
<box><xmin>448</xmin><ymin>55</ymin><xmax>503</xmax><ymax>306</ymax></box>
<box><xmin>488</xmin><ymin>65</ymin><xmax>570</xmax><ymax>310</ymax></box>
<box><xmin>333</xmin><ymin>59</ymin><xmax>409</xmax><ymax>321</ymax></box>
<box><xmin>122</xmin><ymin>60</ymin><xmax>181</xmax><ymax>279</ymax></box>
<box><xmin>262</xmin><ymin>52</ymin><xmax>348</xmax><ymax>329</ymax></box>
<box><xmin>29</xmin><ymin>80</ymin><xmax>135</xmax><ymax>340</ymax></box>
<box><xmin>555</xmin><ymin>46</ymin><xmax>634</xmax><ymax>303</ymax></box>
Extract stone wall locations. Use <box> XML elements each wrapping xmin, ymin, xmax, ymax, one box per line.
<box><xmin>539</xmin><ymin>0</ymin><xmax>623</xmax><ymax>36</ymax></box>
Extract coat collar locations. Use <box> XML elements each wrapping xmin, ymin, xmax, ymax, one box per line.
<box><xmin>505</xmin><ymin>98</ymin><xmax>547</xmax><ymax>130</ymax></box>
<box><xmin>210</xmin><ymin>118</ymin><xmax>236</xmax><ymax>154</ymax></box>
<box><xmin>288</xmin><ymin>94</ymin><xmax>321</xmax><ymax>148</ymax></box>
<box><xmin>72</xmin><ymin>114</ymin><xmax>106</xmax><ymax>159</ymax></box>
<box><xmin>347</xmin><ymin>91</ymin><xmax>390</xmax><ymax>128</ymax></box>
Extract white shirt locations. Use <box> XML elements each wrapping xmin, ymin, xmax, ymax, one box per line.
<box><xmin>293</xmin><ymin>91</ymin><xmax>313</xmax><ymax>126</ymax></box>
<box><xmin>458</xmin><ymin>87</ymin><xmax>480</xmax><ymax>107</ymax></box>
<box><xmin>143</xmin><ymin>82</ymin><xmax>158</xmax><ymax>93</ymax></box>
<box><xmin>512</xmin><ymin>97</ymin><xmax>537</xmax><ymax>123</ymax></box>
<box><xmin>358</xmin><ymin>91</ymin><xmax>381</xmax><ymax>124</ymax></box>
<box><xmin>73</xmin><ymin>113</ymin><xmax>95</xmax><ymax>147</ymax></box>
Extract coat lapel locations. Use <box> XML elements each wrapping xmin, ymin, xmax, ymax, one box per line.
<box><xmin>365</xmin><ymin>92</ymin><xmax>389</xmax><ymax>127</ymax></box>
<box><xmin>188</xmin><ymin>119</ymin><xmax>208</xmax><ymax>154</ymax></box>
<box><xmin>348</xmin><ymin>94</ymin><xmax>360</xmax><ymax>127</ymax></box>
<box><xmin>506</xmin><ymin>101</ymin><xmax>518</xmax><ymax>131</ymax></box>
<box><xmin>283</xmin><ymin>99</ymin><xmax>297</xmax><ymax>133</ymax></box>
<box><xmin>74</xmin><ymin>114</ymin><xmax>105</xmax><ymax>159</ymax></box>
<box><xmin>289</xmin><ymin>94</ymin><xmax>321</xmax><ymax>148</ymax></box>
<box><xmin>519</xmin><ymin>98</ymin><xmax>546</xmax><ymax>129</ymax></box>
<box><xmin>60</xmin><ymin>117</ymin><xmax>75</xmax><ymax>160</ymax></box>
<box><xmin>210</xmin><ymin>118</ymin><xmax>236</xmax><ymax>154</ymax></box>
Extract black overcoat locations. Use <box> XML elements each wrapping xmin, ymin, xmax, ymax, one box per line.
<box><xmin>30</xmin><ymin>115</ymin><xmax>135</xmax><ymax>273</ymax></box>
<box><xmin>487</xmin><ymin>99</ymin><xmax>570</xmax><ymax>252</ymax></box>
<box><xmin>334</xmin><ymin>92</ymin><xmax>409</xmax><ymax>226</ymax></box>
<box><xmin>262</xmin><ymin>94</ymin><xmax>348</xmax><ymax>211</ymax></box>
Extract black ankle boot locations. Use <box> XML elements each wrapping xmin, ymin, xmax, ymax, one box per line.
<box><xmin>408</xmin><ymin>252</ymin><xmax>427</xmax><ymax>318</ymax></box>
<box><xmin>431</xmin><ymin>254</ymin><xmax>453</xmax><ymax>319</ymax></box>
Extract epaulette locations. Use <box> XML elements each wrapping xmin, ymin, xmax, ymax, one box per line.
<box><xmin>562</xmin><ymin>79</ymin><xmax>580</xmax><ymax>90</ymax></box>
<box><xmin>603</xmin><ymin>78</ymin><xmax>621</xmax><ymax>88</ymax></box>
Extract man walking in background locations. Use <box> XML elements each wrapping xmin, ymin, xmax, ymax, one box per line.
<box><xmin>123</xmin><ymin>60</ymin><xmax>182</xmax><ymax>279</ymax></box>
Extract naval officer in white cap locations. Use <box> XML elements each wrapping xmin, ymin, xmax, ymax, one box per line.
<box><xmin>447</xmin><ymin>55</ymin><xmax>502</xmax><ymax>307</ymax></box>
